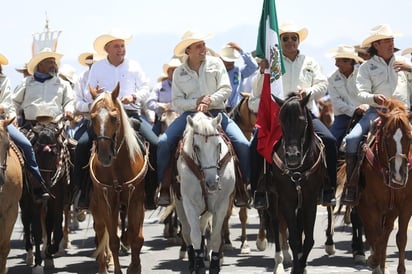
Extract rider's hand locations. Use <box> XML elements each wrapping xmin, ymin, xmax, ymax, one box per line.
<box><xmin>65</xmin><ymin>111</ymin><xmax>74</xmax><ymax>121</ymax></box>
<box><xmin>373</xmin><ymin>94</ymin><xmax>387</xmax><ymax>105</ymax></box>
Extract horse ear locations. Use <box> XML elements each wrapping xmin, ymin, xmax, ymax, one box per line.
<box><xmin>214</xmin><ymin>113</ymin><xmax>222</xmax><ymax>126</ymax></box>
<box><xmin>90</xmin><ymin>84</ymin><xmax>99</xmax><ymax>99</ymax></box>
<box><xmin>112</xmin><ymin>83</ymin><xmax>120</xmax><ymax>101</ymax></box>
<box><xmin>272</xmin><ymin>94</ymin><xmax>284</xmax><ymax>106</ymax></box>
<box><xmin>187</xmin><ymin>115</ymin><xmax>194</xmax><ymax>127</ymax></box>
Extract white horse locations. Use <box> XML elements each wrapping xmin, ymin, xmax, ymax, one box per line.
<box><xmin>175</xmin><ymin>112</ymin><xmax>236</xmax><ymax>274</ymax></box>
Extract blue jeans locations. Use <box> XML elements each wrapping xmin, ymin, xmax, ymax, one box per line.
<box><xmin>8</xmin><ymin>124</ymin><xmax>44</xmax><ymax>183</ymax></box>
<box><xmin>157</xmin><ymin>110</ymin><xmax>250</xmax><ymax>183</ymax></box>
<box><xmin>330</xmin><ymin>114</ymin><xmax>352</xmax><ymax>148</ymax></box>
<box><xmin>344</xmin><ymin>108</ymin><xmax>378</xmax><ymax>154</ymax></box>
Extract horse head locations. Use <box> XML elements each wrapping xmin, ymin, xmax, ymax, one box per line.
<box><xmin>186</xmin><ymin>113</ymin><xmax>223</xmax><ymax>191</ymax></box>
<box><xmin>376</xmin><ymin>99</ymin><xmax>412</xmax><ymax>186</ymax></box>
<box><xmin>273</xmin><ymin>92</ymin><xmax>313</xmax><ymax>169</ymax></box>
<box><xmin>90</xmin><ymin>83</ymin><xmax>123</xmax><ymax>167</ymax></box>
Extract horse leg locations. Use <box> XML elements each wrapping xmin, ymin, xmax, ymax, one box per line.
<box><xmin>32</xmin><ymin>203</ymin><xmax>45</xmax><ymax>271</ymax></box>
<box><xmin>107</xmin><ymin>210</ymin><xmax>121</xmax><ymax>274</ymax></box>
<box><xmin>62</xmin><ymin>205</ymin><xmax>71</xmax><ymax>249</ymax></box>
<box><xmin>239</xmin><ymin>207</ymin><xmax>250</xmax><ymax>254</ymax></box>
<box><xmin>278</xmin><ymin>213</ymin><xmax>292</xmax><ymax>265</ymax></box>
<box><xmin>127</xmin><ymin>196</ymin><xmax>145</xmax><ymax>274</ymax></box>
<box><xmin>298</xmin><ymin>205</ymin><xmax>317</xmax><ymax>273</ymax></box>
<box><xmin>256</xmin><ymin>209</ymin><xmax>268</xmax><ymax>251</ymax></box>
<box><xmin>324</xmin><ymin>205</ymin><xmax>335</xmax><ymax>255</ymax></box>
<box><xmin>20</xmin><ymin>203</ymin><xmax>34</xmax><ymax>266</ymax></box>
<box><xmin>209</xmin><ymin>209</ymin><xmax>227</xmax><ymax>274</ymax></box>
<box><xmin>222</xmin><ymin>200</ymin><xmax>233</xmax><ymax>250</ymax></box>
<box><xmin>351</xmin><ymin>207</ymin><xmax>366</xmax><ymax>264</ymax></box>
<box><xmin>396</xmin><ymin>213</ymin><xmax>410</xmax><ymax>274</ymax></box>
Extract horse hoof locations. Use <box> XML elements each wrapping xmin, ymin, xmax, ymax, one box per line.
<box><xmin>256</xmin><ymin>238</ymin><xmax>267</xmax><ymax>251</ymax></box>
<box><xmin>354</xmin><ymin>254</ymin><xmax>366</xmax><ymax>265</ymax></box>
<box><xmin>240</xmin><ymin>242</ymin><xmax>250</xmax><ymax>254</ymax></box>
<box><xmin>44</xmin><ymin>258</ymin><xmax>54</xmax><ymax>269</ymax></box>
<box><xmin>32</xmin><ymin>265</ymin><xmax>44</xmax><ymax>274</ymax></box>
<box><xmin>179</xmin><ymin>250</ymin><xmax>186</xmax><ymax>260</ymax></box>
<box><xmin>25</xmin><ymin>250</ymin><xmax>34</xmax><ymax>266</ymax></box>
<box><xmin>325</xmin><ymin>244</ymin><xmax>335</xmax><ymax>255</ymax></box>
<box><xmin>274</xmin><ymin>262</ymin><xmax>285</xmax><ymax>274</ymax></box>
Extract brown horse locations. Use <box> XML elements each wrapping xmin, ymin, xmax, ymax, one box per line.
<box><xmin>357</xmin><ymin>99</ymin><xmax>412</xmax><ymax>274</ymax></box>
<box><xmin>89</xmin><ymin>84</ymin><xmax>148</xmax><ymax>274</ymax></box>
<box><xmin>0</xmin><ymin>118</ymin><xmax>23</xmax><ymax>274</ymax></box>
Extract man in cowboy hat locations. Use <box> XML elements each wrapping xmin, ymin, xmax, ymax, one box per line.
<box><xmin>342</xmin><ymin>24</ymin><xmax>412</xmax><ymax>205</ymax></box>
<box><xmin>72</xmin><ymin>30</ymin><xmax>157</xmax><ymax>209</ymax></box>
<box><xmin>156</xmin><ymin>30</ymin><xmax>250</xmax><ymax>207</ymax></box>
<box><xmin>219</xmin><ymin>42</ymin><xmax>258</xmax><ymax>112</ymax></box>
<box><xmin>326</xmin><ymin>45</ymin><xmax>368</xmax><ymax>148</ymax></box>
<box><xmin>251</xmin><ymin>21</ymin><xmax>337</xmax><ymax>209</ymax></box>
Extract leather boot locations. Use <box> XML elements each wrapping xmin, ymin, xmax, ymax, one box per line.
<box><xmin>234</xmin><ymin>179</ymin><xmax>249</xmax><ymax>207</ymax></box>
<box><xmin>157</xmin><ymin>162</ymin><xmax>172</xmax><ymax>207</ymax></box>
<box><xmin>342</xmin><ymin>154</ymin><xmax>358</xmax><ymax>206</ymax></box>
<box><xmin>32</xmin><ymin>179</ymin><xmax>50</xmax><ymax>202</ymax></box>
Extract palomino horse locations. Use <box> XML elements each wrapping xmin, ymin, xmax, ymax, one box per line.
<box><xmin>175</xmin><ymin>112</ymin><xmax>236</xmax><ymax>273</ymax></box>
<box><xmin>0</xmin><ymin>118</ymin><xmax>23</xmax><ymax>274</ymax></box>
<box><xmin>89</xmin><ymin>84</ymin><xmax>148</xmax><ymax>274</ymax></box>
<box><xmin>357</xmin><ymin>99</ymin><xmax>412</xmax><ymax>274</ymax></box>
<box><xmin>266</xmin><ymin>93</ymin><xmax>329</xmax><ymax>274</ymax></box>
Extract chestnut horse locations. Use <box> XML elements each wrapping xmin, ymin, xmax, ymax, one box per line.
<box><xmin>0</xmin><ymin>118</ymin><xmax>23</xmax><ymax>274</ymax></box>
<box><xmin>89</xmin><ymin>84</ymin><xmax>148</xmax><ymax>274</ymax></box>
<box><xmin>357</xmin><ymin>99</ymin><xmax>412</xmax><ymax>274</ymax></box>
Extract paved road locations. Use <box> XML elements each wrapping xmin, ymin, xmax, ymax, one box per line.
<box><xmin>6</xmin><ymin>206</ymin><xmax>412</xmax><ymax>273</ymax></box>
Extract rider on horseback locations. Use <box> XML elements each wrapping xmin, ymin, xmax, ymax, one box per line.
<box><xmin>72</xmin><ymin>30</ymin><xmax>158</xmax><ymax>209</ymax></box>
<box><xmin>12</xmin><ymin>48</ymin><xmax>75</xmax><ymax>201</ymax></box>
<box><xmin>341</xmin><ymin>24</ymin><xmax>412</xmax><ymax>206</ymax></box>
<box><xmin>156</xmin><ymin>30</ymin><xmax>250</xmax><ymax>207</ymax></box>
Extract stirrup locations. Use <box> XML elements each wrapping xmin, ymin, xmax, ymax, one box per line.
<box><xmin>253</xmin><ymin>191</ymin><xmax>269</xmax><ymax>210</ymax></box>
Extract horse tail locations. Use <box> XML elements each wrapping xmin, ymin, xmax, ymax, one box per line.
<box><xmin>93</xmin><ymin>227</ymin><xmax>109</xmax><ymax>258</ymax></box>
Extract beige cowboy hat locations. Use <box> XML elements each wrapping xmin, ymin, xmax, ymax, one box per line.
<box><xmin>401</xmin><ymin>48</ymin><xmax>412</xmax><ymax>56</ymax></box>
<box><xmin>174</xmin><ymin>30</ymin><xmax>213</xmax><ymax>57</ymax></box>
<box><xmin>58</xmin><ymin>64</ymin><xmax>77</xmax><ymax>84</ymax></box>
<box><xmin>220</xmin><ymin>45</ymin><xmax>240</xmax><ymax>62</ymax></box>
<box><xmin>93</xmin><ymin>29</ymin><xmax>132</xmax><ymax>55</ymax></box>
<box><xmin>27</xmin><ymin>47</ymin><xmax>63</xmax><ymax>75</ymax></box>
<box><xmin>158</xmin><ymin>57</ymin><xmax>182</xmax><ymax>81</ymax></box>
<box><xmin>15</xmin><ymin>63</ymin><xmax>28</xmax><ymax>73</ymax></box>
<box><xmin>326</xmin><ymin>45</ymin><xmax>364</xmax><ymax>63</ymax></box>
<box><xmin>279</xmin><ymin>21</ymin><xmax>308</xmax><ymax>42</ymax></box>
<box><xmin>0</xmin><ymin>53</ymin><xmax>8</xmax><ymax>65</ymax></box>
<box><xmin>78</xmin><ymin>52</ymin><xmax>106</xmax><ymax>66</ymax></box>
<box><xmin>361</xmin><ymin>24</ymin><xmax>402</xmax><ymax>48</ymax></box>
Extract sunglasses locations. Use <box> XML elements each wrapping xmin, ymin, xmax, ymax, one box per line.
<box><xmin>282</xmin><ymin>35</ymin><xmax>298</xmax><ymax>42</ymax></box>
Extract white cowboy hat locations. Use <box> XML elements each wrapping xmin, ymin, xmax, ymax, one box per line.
<box><xmin>220</xmin><ymin>45</ymin><xmax>240</xmax><ymax>62</ymax></box>
<box><xmin>162</xmin><ymin>57</ymin><xmax>182</xmax><ymax>75</ymax></box>
<box><xmin>15</xmin><ymin>63</ymin><xmax>28</xmax><ymax>73</ymax></box>
<box><xmin>326</xmin><ymin>45</ymin><xmax>364</xmax><ymax>63</ymax></box>
<box><xmin>58</xmin><ymin>64</ymin><xmax>77</xmax><ymax>84</ymax></box>
<box><xmin>279</xmin><ymin>22</ymin><xmax>308</xmax><ymax>42</ymax></box>
<box><xmin>78</xmin><ymin>52</ymin><xmax>106</xmax><ymax>66</ymax></box>
<box><xmin>174</xmin><ymin>30</ymin><xmax>213</xmax><ymax>57</ymax></box>
<box><xmin>361</xmin><ymin>24</ymin><xmax>402</xmax><ymax>48</ymax></box>
<box><xmin>401</xmin><ymin>48</ymin><xmax>412</xmax><ymax>56</ymax></box>
<box><xmin>0</xmin><ymin>53</ymin><xmax>8</xmax><ymax>65</ymax></box>
<box><xmin>27</xmin><ymin>48</ymin><xmax>63</xmax><ymax>75</ymax></box>
<box><xmin>93</xmin><ymin>29</ymin><xmax>132</xmax><ymax>55</ymax></box>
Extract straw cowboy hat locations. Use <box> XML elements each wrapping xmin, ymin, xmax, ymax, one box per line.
<box><xmin>15</xmin><ymin>63</ymin><xmax>28</xmax><ymax>73</ymax></box>
<box><xmin>78</xmin><ymin>52</ymin><xmax>105</xmax><ymax>66</ymax></box>
<box><xmin>326</xmin><ymin>45</ymin><xmax>364</xmax><ymax>63</ymax></box>
<box><xmin>401</xmin><ymin>48</ymin><xmax>412</xmax><ymax>56</ymax></box>
<box><xmin>59</xmin><ymin>64</ymin><xmax>77</xmax><ymax>84</ymax></box>
<box><xmin>361</xmin><ymin>24</ymin><xmax>402</xmax><ymax>48</ymax></box>
<box><xmin>174</xmin><ymin>30</ymin><xmax>213</xmax><ymax>57</ymax></box>
<box><xmin>0</xmin><ymin>53</ymin><xmax>8</xmax><ymax>65</ymax></box>
<box><xmin>158</xmin><ymin>57</ymin><xmax>182</xmax><ymax>81</ymax></box>
<box><xmin>220</xmin><ymin>45</ymin><xmax>240</xmax><ymax>62</ymax></box>
<box><xmin>27</xmin><ymin>47</ymin><xmax>63</xmax><ymax>75</ymax></box>
<box><xmin>93</xmin><ymin>29</ymin><xmax>132</xmax><ymax>55</ymax></box>
<box><xmin>279</xmin><ymin>22</ymin><xmax>308</xmax><ymax>42</ymax></box>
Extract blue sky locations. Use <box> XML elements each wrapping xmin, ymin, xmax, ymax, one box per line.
<box><xmin>2</xmin><ymin>0</ymin><xmax>412</xmax><ymax>89</ymax></box>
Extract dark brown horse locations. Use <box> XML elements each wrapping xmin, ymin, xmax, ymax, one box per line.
<box><xmin>357</xmin><ymin>99</ymin><xmax>412</xmax><ymax>274</ymax></box>
<box><xmin>0</xmin><ymin>118</ymin><xmax>23</xmax><ymax>274</ymax></box>
<box><xmin>265</xmin><ymin>93</ymin><xmax>329</xmax><ymax>274</ymax></box>
<box><xmin>89</xmin><ymin>84</ymin><xmax>148</xmax><ymax>274</ymax></box>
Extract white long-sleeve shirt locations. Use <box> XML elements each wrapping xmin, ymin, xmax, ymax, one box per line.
<box><xmin>88</xmin><ymin>58</ymin><xmax>151</xmax><ymax>112</ymax></box>
<box><xmin>0</xmin><ymin>75</ymin><xmax>16</xmax><ymax>118</ymax></box>
<box><xmin>357</xmin><ymin>55</ymin><xmax>410</xmax><ymax>108</ymax></box>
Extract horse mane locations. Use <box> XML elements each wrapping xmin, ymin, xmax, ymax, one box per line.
<box><xmin>380</xmin><ymin>99</ymin><xmax>412</xmax><ymax>138</ymax></box>
<box><xmin>92</xmin><ymin>92</ymin><xmax>142</xmax><ymax>160</ymax></box>
<box><xmin>280</xmin><ymin>93</ymin><xmax>314</xmax><ymax>139</ymax></box>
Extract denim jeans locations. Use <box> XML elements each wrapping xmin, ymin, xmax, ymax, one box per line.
<box><xmin>344</xmin><ymin>108</ymin><xmax>378</xmax><ymax>154</ymax></box>
<box><xmin>156</xmin><ymin>110</ymin><xmax>250</xmax><ymax>183</ymax></box>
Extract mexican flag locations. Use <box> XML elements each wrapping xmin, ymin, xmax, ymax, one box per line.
<box><xmin>255</xmin><ymin>0</ymin><xmax>284</xmax><ymax>163</ymax></box>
